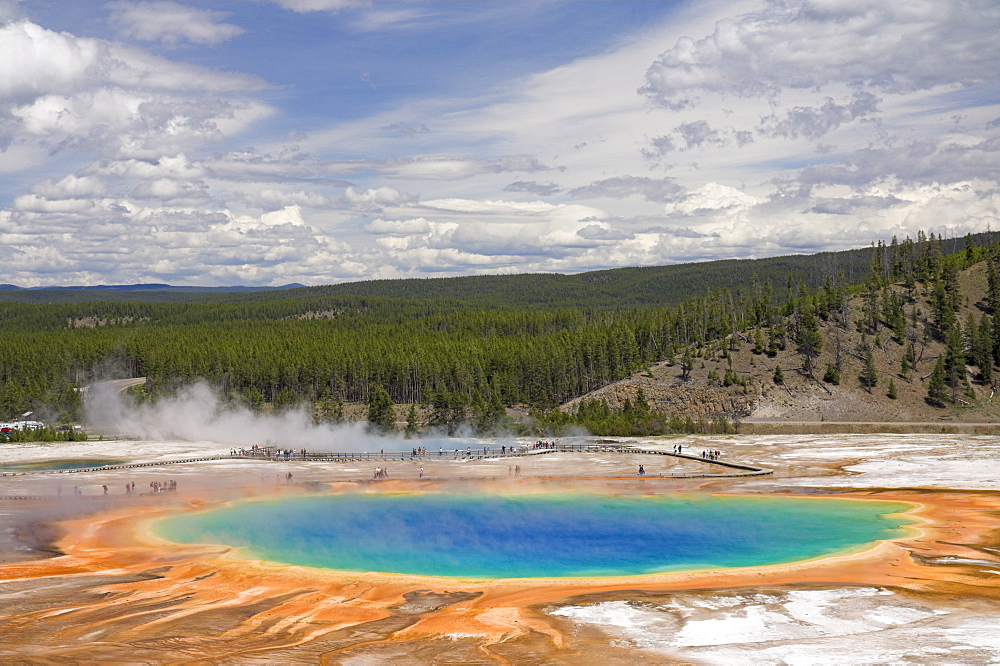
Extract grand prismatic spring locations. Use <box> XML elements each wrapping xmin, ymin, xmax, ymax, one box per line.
<box><xmin>2</xmin><ymin>434</ymin><xmax>1000</xmax><ymax>663</ymax></box>
<box><xmin>154</xmin><ymin>493</ymin><xmax>916</xmax><ymax>579</ymax></box>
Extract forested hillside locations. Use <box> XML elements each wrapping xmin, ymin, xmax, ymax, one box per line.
<box><xmin>2</xmin><ymin>232</ymin><xmax>998</xmax><ymax>435</ymax></box>
<box><xmin>554</xmin><ymin>234</ymin><xmax>1000</xmax><ymax>435</ymax></box>
<box><xmin>3</xmin><ymin>232</ymin><xmax>992</xmax><ymax>307</ymax></box>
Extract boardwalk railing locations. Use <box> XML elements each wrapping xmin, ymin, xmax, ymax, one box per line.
<box><xmin>3</xmin><ymin>442</ymin><xmax>770</xmax><ymax>479</ymax></box>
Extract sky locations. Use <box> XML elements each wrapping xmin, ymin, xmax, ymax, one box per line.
<box><xmin>1</xmin><ymin>0</ymin><xmax>998</xmax><ymax>287</ymax></box>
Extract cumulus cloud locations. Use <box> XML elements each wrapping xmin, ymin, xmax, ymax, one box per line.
<box><xmin>570</xmin><ymin>176</ymin><xmax>683</xmax><ymax>202</ymax></box>
<box><xmin>576</xmin><ymin>223</ymin><xmax>631</xmax><ymax>241</ymax></box>
<box><xmin>0</xmin><ymin>20</ymin><xmax>269</xmax><ymax>162</ymax></box>
<box><xmin>365</xmin><ymin>217</ymin><xmax>432</xmax><ymax>234</ymax></box>
<box><xmin>345</xmin><ymin>185</ymin><xmax>415</xmax><ymax>209</ymax></box>
<box><xmin>130</xmin><ymin>178</ymin><xmax>210</xmax><ymax>204</ymax></box>
<box><xmin>676</xmin><ymin>120</ymin><xmax>724</xmax><ymax>149</ymax></box>
<box><xmin>759</xmin><ymin>91</ymin><xmax>881</xmax><ymax>140</ymax></box>
<box><xmin>2</xmin><ymin>1</ymin><xmax>999</xmax><ymax>287</ymax></box>
<box><xmin>809</xmin><ymin>193</ymin><xmax>904</xmax><ymax>215</ymax></box>
<box><xmin>800</xmin><ymin>135</ymin><xmax>1000</xmax><ymax>188</ymax></box>
<box><xmin>0</xmin><ymin>21</ymin><xmax>263</xmax><ymax>104</ymax></box>
<box><xmin>107</xmin><ymin>1</ymin><xmax>245</xmax><ymax>46</ymax></box>
<box><xmin>643</xmin><ymin>135</ymin><xmax>677</xmax><ymax>159</ymax></box>
<box><xmin>30</xmin><ymin>174</ymin><xmax>106</xmax><ymax>198</ymax></box>
<box><xmin>12</xmin><ymin>193</ymin><xmax>101</xmax><ymax>214</ymax></box>
<box><xmin>641</xmin><ymin>1</ymin><xmax>1000</xmax><ymax>107</ymax></box>
<box><xmin>240</xmin><ymin>188</ymin><xmax>332</xmax><ymax>209</ymax></box>
<box><xmin>664</xmin><ymin>182</ymin><xmax>760</xmax><ymax>217</ymax></box>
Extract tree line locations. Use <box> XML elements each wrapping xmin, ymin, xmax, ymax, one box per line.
<box><xmin>1</xmin><ymin>231</ymin><xmax>997</xmax><ymax>435</ymax></box>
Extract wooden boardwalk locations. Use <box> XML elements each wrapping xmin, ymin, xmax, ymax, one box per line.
<box><xmin>1</xmin><ymin>443</ymin><xmax>771</xmax><ymax>489</ymax></box>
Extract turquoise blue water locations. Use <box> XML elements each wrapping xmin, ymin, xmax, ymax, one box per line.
<box><xmin>154</xmin><ymin>493</ymin><xmax>915</xmax><ymax>579</ymax></box>
<box><xmin>0</xmin><ymin>458</ymin><xmax>124</xmax><ymax>472</ymax></box>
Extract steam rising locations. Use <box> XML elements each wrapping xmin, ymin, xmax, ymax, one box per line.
<box><xmin>84</xmin><ymin>381</ymin><xmax>403</xmax><ymax>451</ymax></box>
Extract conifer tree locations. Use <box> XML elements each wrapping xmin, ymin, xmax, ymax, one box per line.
<box><xmin>974</xmin><ymin>313</ymin><xmax>994</xmax><ymax>384</ymax></box>
<box><xmin>926</xmin><ymin>357</ymin><xmax>948</xmax><ymax>406</ymax></box>
<box><xmin>796</xmin><ymin>303</ymin><xmax>823</xmax><ymax>377</ymax></box>
<box><xmin>404</xmin><ymin>404</ymin><xmax>421</xmax><ymax>437</ymax></box>
<box><xmin>859</xmin><ymin>339</ymin><xmax>878</xmax><ymax>393</ymax></box>
<box><xmin>943</xmin><ymin>324</ymin><xmax>966</xmax><ymax>402</ymax></box>
<box><xmin>366</xmin><ymin>385</ymin><xmax>396</xmax><ymax>434</ymax></box>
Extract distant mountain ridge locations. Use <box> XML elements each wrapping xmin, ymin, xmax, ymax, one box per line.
<box><xmin>0</xmin><ymin>283</ymin><xmax>305</xmax><ymax>292</ymax></box>
<box><xmin>1</xmin><ymin>231</ymin><xmax>994</xmax><ymax>306</ymax></box>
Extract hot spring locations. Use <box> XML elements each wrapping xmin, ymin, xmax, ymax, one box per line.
<box><xmin>0</xmin><ymin>458</ymin><xmax>125</xmax><ymax>472</ymax></box>
<box><xmin>154</xmin><ymin>493</ymin><xmax>916</xmax><ymax>579</ymax></box>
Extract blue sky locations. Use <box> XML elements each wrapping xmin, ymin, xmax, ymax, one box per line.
<box><xmin>1</xmin><ymin>0</ymin><xmax>998</xmax><ymax>286</ymax></box>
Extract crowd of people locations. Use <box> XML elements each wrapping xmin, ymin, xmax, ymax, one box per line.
<box><xmin>232</xmin><ymin>445</ymin><xmax>307</xmax><ymax>459</ymax></box>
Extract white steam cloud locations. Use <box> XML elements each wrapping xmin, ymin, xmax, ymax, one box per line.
<box><xmin>84</xmin><ymin>381</ymin><xmax>404</xmax><ymax>451</ymax></box>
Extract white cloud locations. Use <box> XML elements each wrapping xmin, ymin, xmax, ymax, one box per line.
<box><xmin>130</xmin><ymin>178</ymin><xmax>209</xmax><ymax>204</ymax></box>
<box><xmin>2</xmin><ymin>1</ymin><xmax>999</xmax><ymax>286</ymax></box>
<box><xmin>378</xmin><ymin>155</ymin><xmax>550</xmax><ymax>181</ymax></box>
<box><xmin>0</xmin><ymin>21</ymin><xmax>263</xmax><ymax>104</ymax></box>
<box><xmin>570</xmin><ymin>176</ymin><xmax>683</xmax><ymax>203</ymax></box>
<box><xmin>758</xmin><ymin>91</ymin><xmax>881</xmax><ymax>140</ymax></box>
<box><xmin>365</xmin><ymin>217</ymin><xmax>432</xmax><ymax>234</ymax></box>
<box><xmin>242</xmin><ymin>189</ymin><xmax>333</xmax><ymax>209</ymax></box>
<box><xmin>269</xmin><ymin>0</ymin><xmax>368</xmax><ymax>14</ymax></box>
<box><xmin>107</xmin><ymin>1</ymin><xmax>244</xmax><ymax>46</ymax></box>
<box><xmin>12</xmin><ymin>193</ymin><xmax>100</xmax><ymax>214</ymax></box>
<box><xmin>345</xmin><ymin>185</ymin><xmax>414</xmax><ymax>208</ymax></box>
<box><xmin>641</xmin><ymin>1</ymin><xmax>1000</xmax><ymax>107</ymax></box>
<box><xmin>260</xmin><ymin>204</ymin><xmax>306</xmax><ymax>227</ymax></box>
<box><xmin>663</xmin><ymin>182</ymin><xmax>760</xmax><ymax>217</ymax></box>
<box><xmin>0</xmin><ymin>20</ymin><xmax>269</xmax><ymax>163</ymax></box>
<box><xmin>85</xmin><ymin>154</ymin><xmax>208</xmax><ymax>182</ymax></box>
<box><xmin>419</xmin><ymin>198</ymin><xmax>557</xmax><ymax>215</ymax></box>
<box><xmin>31</xmin><ymin>173</ymin><xmax>106</xmax><ymax>198</ymax></box>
